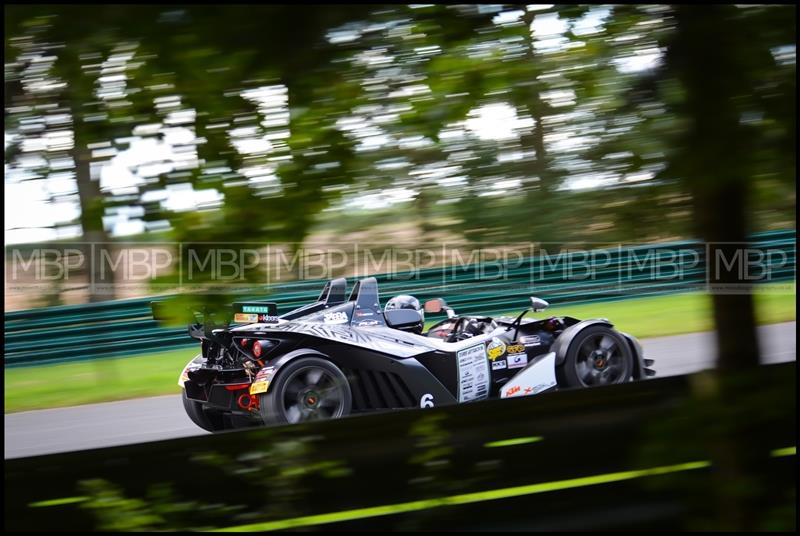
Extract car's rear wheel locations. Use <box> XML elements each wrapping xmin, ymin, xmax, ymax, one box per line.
<box><xmin>259</xmin><ymin>357</ymin><xmax>352</xmax><ymax>425</ymax></box>
<box><xmin>181</xmin><ymin>390</ymin><xmax>230</xmax><ymax>432</ymax></box>
<box><xmin>558</xmin><ymin>326</ymin><xmax>633</xmax><ymax>388</ymax></box>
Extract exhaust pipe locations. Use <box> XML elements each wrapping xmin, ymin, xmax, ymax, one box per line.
<box><xmin>237</xmin><ymin>393</ymin><xmax>259</xmax><ymax>411</ymax></box>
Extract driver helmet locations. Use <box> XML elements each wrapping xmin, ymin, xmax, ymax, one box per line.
<box><xmin>384</xmin><ymin>294</ymin><xmax>424</xmax><ymax>322</ymax></box>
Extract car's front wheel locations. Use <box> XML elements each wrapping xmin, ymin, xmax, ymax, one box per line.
<box><xmin>558</xmin><ymin>325</ymin><xmax>634</xmax><ymax>388</ymax></box>
<box><xmin>259</xmin><ymin>357</ymin><xmax>352</xmax><ymax>425</ymax></box>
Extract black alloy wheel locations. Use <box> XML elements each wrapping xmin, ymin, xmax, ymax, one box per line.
<box><xmin>260</xmin><ymin>357</ymin><xmax>352</xmax><ymax>425</ymax></box>
<box><xmin>559</xmin><ymin>326</ymin><xmax>634</xmax><ymax>388</ymax></box>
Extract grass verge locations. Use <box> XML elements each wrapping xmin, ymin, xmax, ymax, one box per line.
<box><xmin>4</xmin><ymin>285</ymin><xmax>795</xmax><ymax>413</ymax></box>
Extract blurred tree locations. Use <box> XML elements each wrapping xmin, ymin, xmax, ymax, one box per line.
<box><xmin>4</xmin><ymin>4</ymin><xmax>795</xmax><ymax>309</ymax></box>
<box><xmin>657</xmin><ymin>4</ymin><xmax>795</xmax><ymax>371</ymax></box>
<box><xmin>660</xmin><ymin>4</ymin><xmax>795</xmax><ymax>529</ymax></box>
<box><xmin>5</xmin><ymin>5</ymin><xmax>372</xmax><ymax>301</ymax></box>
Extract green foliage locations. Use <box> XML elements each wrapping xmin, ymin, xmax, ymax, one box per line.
<box><xmin>4</xmin><ymin>4</ymin><xmax>796</xmax><ymax>301</ymax></box>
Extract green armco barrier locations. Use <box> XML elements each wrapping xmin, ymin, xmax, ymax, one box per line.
<box><xmin>4</xmin><ymin>229</ymin><xmax>795</xmax><ymax>367</ymax></box>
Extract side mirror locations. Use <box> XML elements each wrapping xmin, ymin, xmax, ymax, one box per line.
<box><xmin>384</xmin><ymin>308</ymin><xmax>424</xmax><ymax>333</ymax></box>
<box><xmin>530</xmin><ymin>297</ymin><xmax>549</xmax><ymax>312</ymax></box>
<box><xmin>424</xmin><ymin>298</ymin><xmax>447</xmax><ymax>314</ymax></box>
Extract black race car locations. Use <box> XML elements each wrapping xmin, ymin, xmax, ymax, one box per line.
<box><xmin>154</xmin><ymin>277</ymin><xmax>655</xmax><ymax>432</ymax></box>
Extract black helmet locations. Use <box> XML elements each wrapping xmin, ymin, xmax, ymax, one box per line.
<box><xmin>385</xmin><ymin>294</ymin><xmax>423</xmax><ymax>322</ymax></box>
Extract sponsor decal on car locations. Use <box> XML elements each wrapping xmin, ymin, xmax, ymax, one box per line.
<box><xmin>256</xmin><ymin>366</ymin><xmax>275</xmax><ymax>379</ymax></box>
<box><xmin>323</xmin><ymin>311</ymin><xmax>349</xmax><ymax>324</ymax></box>
<box><xmin>354</xmin><ymin>310</ymin><xmax>374</xmax><ymax>317</ymax></box>
<box><xmin>491</xmin><ymin>359</ymin><xmax>507</xmax><ymax>370</ymax></box>
<box><xmin>500</xmin><ymin>352</ymin><xmax>558</xmax><ymax>399</ymax></box>
<box><xmin>356</xmin><ymin>319</ymin><xmax>379</xmax><ymax>327</ymax></box>
<box><xmin>520</xmin><ymin>335</ymin><xmax>541</xmax><ymax>346</ymax></box>
<box><xmin>507</xmin><ymin>353</ymin><xmax>528</xmax><ymax>369</ymax></box>
<box><xmin>505</xmin><ymin>383</ymin><xmax>554</xmax><ymax>398</ymax></box>
<box><xmin>249</xmin><ymin>381</ymin><xmax>269</xmax><ymax>395</ymax></box>
<box><xmin>242</xmin><ymin>305</ymin><xmax>274</xmax><ymax>314</ymax></box>
<box><xmin>250</xmin><ymin>367</ymin><xmax>276</xmax><ymax>395</ymax></box>
<box><xmin>506</xmin><ymin>343</ymin><xmax>525</xmax><ymax>354</ymax></box>
<box><xmin>457</xmin><ymin>344</ymin><xmax>490</xmax><ymax>402</ymax></box>
<box><xmin>486</xmin><ymin>337</ymin><xmax>507</xmax><ymax>361</ymax></box>
<box><xmin>234</xmin><ymin>312</ymin><xmax>278</xmax><ymax>323</ymax></box>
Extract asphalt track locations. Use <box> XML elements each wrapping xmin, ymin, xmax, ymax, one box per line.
<box><xmin>4</xmin><ymin>321</ymin><xmax>795</xmax><ymax>459</ymax></box>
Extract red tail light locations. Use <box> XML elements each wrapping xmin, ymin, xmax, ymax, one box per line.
<box><xmin>251</xmin><ymin>340</ymin><xmax>273</xmax><ymax>359</ymax></box>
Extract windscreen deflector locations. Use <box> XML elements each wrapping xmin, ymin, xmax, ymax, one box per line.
<box><xmin>349</xmin><ymin>277</ymin><xmax>386</xmax><ymax>326</ymax></box>
<box><xmin>280</xmin><ymin>278</ymin><xmax>348</xmax><ymax>320</ymax></box>
<box><xmin>320</xmin><ymin>277</ymin><xmax>347</xmax><ymax>305</ymax></box>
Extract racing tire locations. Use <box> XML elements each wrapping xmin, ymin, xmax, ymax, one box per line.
<box><xmin>259</xmin><ymin>357</ymin><xmax>352</xmax><ymax>425</ymax></box>
<box><xmin>557</xmin><ymin>325</ymin><xmax>634</xmax><ymax>388</ymax></box>
<box><xmin>181</xmin><ymin>389</ymin><xmax>230</xmax><ymax>432</ymax></box>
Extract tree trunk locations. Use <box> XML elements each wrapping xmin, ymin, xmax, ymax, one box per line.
<box><xmin>62</xmin><ymin>46</ymin><xmax>114</xmax><ymax>303</ymax></box>
<box><xmin>671</xmin><ymin>5</ymin><xmax>760</xmax><ymax>371</ymax></box>
<box><xmin>669</xmin><ymin>5</ymin><xmax>765</xmax><ymax>529</ymax></box>
<box><xmin>73</xmin><ymin>128</ymin><xmax>114</xmax><ymax>302</ymax></box>
<box><xmin>520</xmin><ymin>9</ymin><xmax>557</xmax><ymax>243</ymax></box>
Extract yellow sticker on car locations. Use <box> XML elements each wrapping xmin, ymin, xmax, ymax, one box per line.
<box><xmin>507</xmin><ymin>343</ymin><xmax>525</xmax><ymax>354</ymax></box>
<box><xmin>235</xmin><ymin>313</ymin><xmax>259</xmax><ymax>323</ymax></box>
<box><xmin>249</xmin><ymin>381</ymin><xmax>269</xmax><ymax>395</ymax></box>
<box><xmin>486</xmin><ymin>337</ymin><xmax>506</xmax><ymax>361</ymax></box>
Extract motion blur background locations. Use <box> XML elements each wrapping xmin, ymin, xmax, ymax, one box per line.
<box><xmin>3</xmin><ymin>4</ymin><xmax>796</xmax><ymax>532</ymax></box>
<box><xmin>5</xmin><ymin>4</ymin><xmax>795</xmax><ymax>307</ymax></box>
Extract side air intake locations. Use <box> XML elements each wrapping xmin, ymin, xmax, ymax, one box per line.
<box><xmin>345</xmin><ymin>368</ymin><xmax>416</xmax><ymax>411</ymax></box>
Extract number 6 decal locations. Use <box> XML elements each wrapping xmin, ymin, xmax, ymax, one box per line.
<box><xmin>420</xmin><ymin>393</ymin><xmax>434</xmax><ymax>408</ymax></box>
